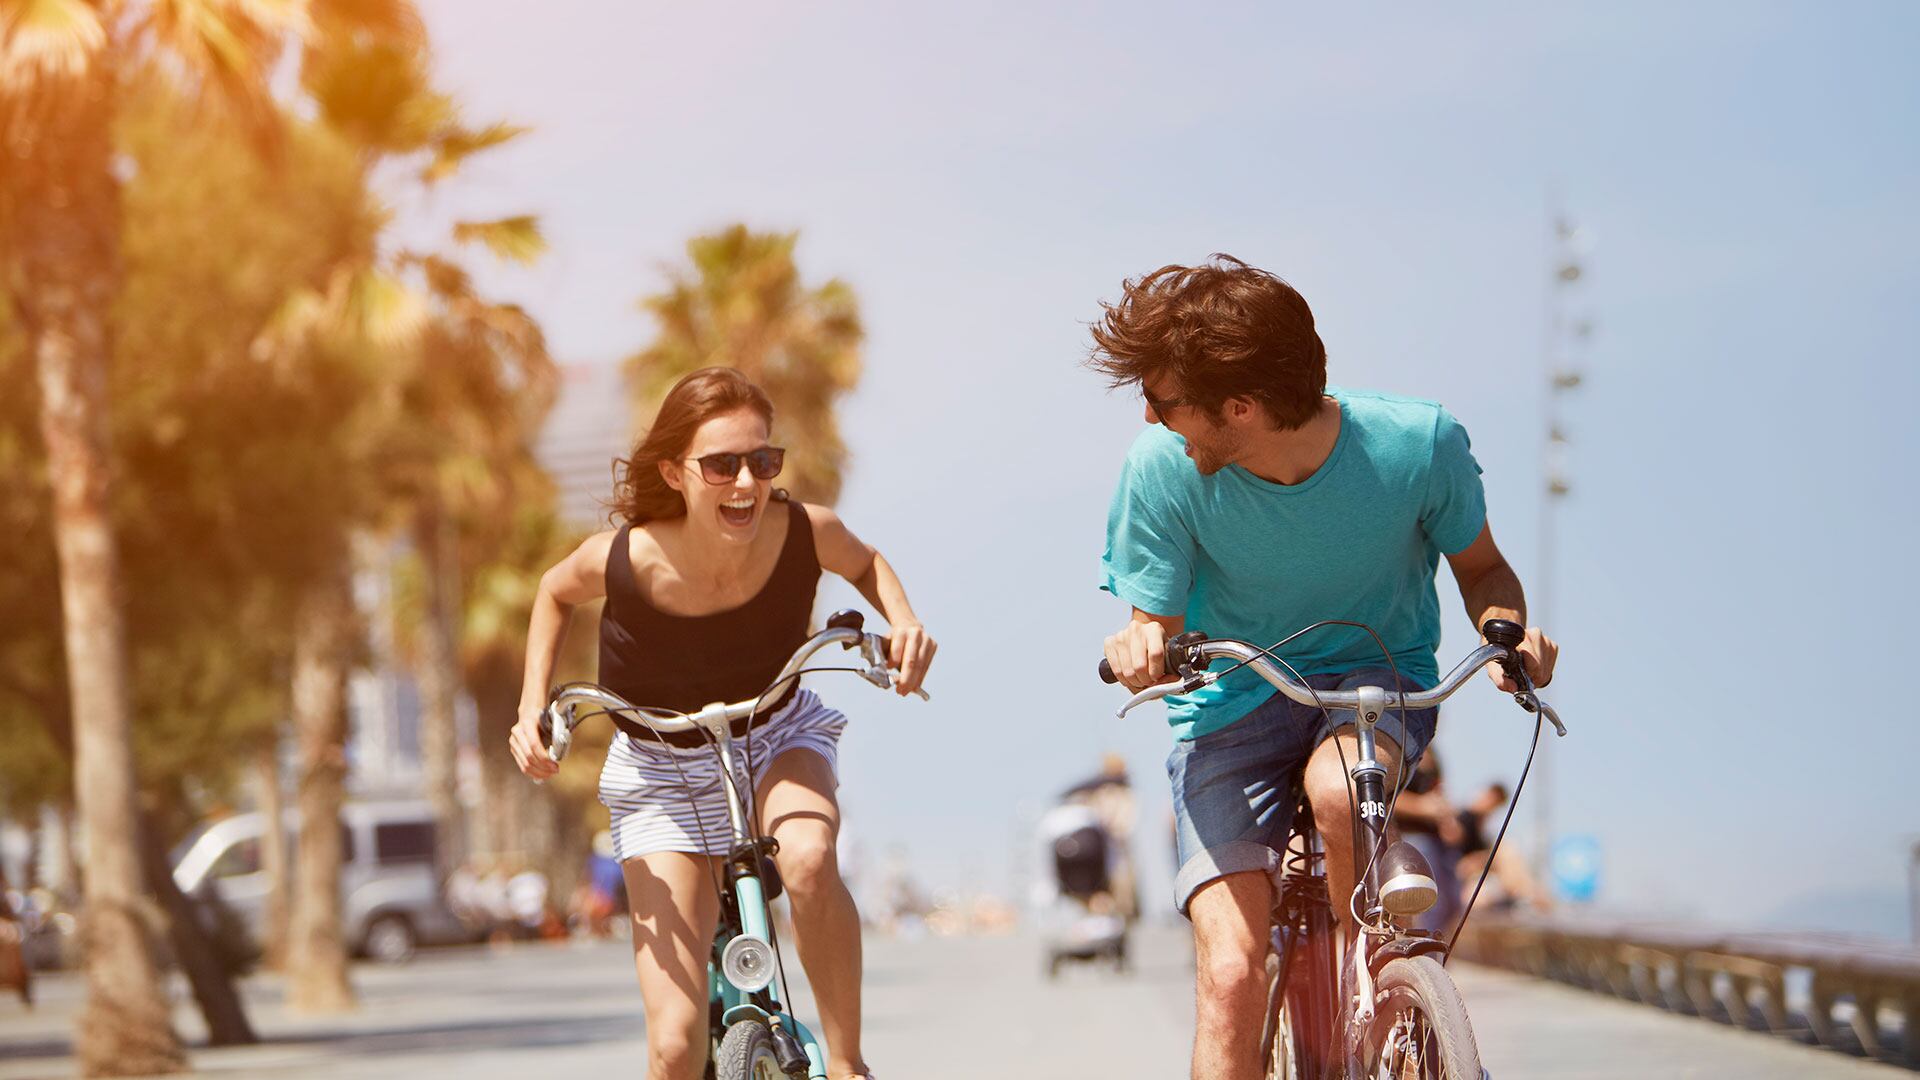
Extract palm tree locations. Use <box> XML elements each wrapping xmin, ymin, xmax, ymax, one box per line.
<box><xmin>627</xmin><ymin>226</ymin><xmax>865</xmax><ymax>505</ymax></box>
<box><xmin>0</xmin><ymin>1</ymin><xmax>425</xmax><ymax>1062</ymax></box>
<box><xmin>396</xmin><ymin>255</ymin><xmax>554</xmax><ymax>878</ymax></box>
<box><xmin>254</xmin><ymin>49</ymin><xmax>552</xmax><ymax>1002</ymax></box>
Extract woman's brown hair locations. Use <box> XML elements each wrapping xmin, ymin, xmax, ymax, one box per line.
<box><xmin>607</xmin><ymin>367</ymin><xmax>775</xmax><ymax>525</ymax></box>
<box><xmin>1087</xmin><ymin>253</ymin><xmax>1327</xmax><ymax>430</ymax></box>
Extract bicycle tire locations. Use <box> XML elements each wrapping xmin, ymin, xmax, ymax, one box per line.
<box><xmin>1361</xmin><ymin>956</ymin><xmax>1482</xmax><ymax>1079</ymax></box>
<box><xmin>715</xmin><ymin>1019</ymin><xmax>789</xmax><ymax>1080</ymax></box>
<box><xmin>1263</xmin><ymin>949</ymin><xmax>1319</xmax><ymax>1080</ymax></box>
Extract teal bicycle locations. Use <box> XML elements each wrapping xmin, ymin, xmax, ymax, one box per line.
<box><xmin>539</xmin><ymin>609</ymin><xmax>923</xmax><ymax>1080</ymax></box>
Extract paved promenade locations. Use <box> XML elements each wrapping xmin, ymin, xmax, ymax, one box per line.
<box><xmin>0</xmin><ymin>926</ymin><xmax>1903</xmax><ymax>1077</ymax></box>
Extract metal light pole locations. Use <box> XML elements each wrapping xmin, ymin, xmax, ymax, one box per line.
<box><xmin>1909</xmin><ymin>839</ymin><xmax>1920</xmax><ymax>945</ymax></box>
<box><xmin>1535</xmin><ymin>204</ymin><xmax>1592</xmax><ymax>883</ymax></box>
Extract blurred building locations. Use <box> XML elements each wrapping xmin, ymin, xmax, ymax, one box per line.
<box><xmin>535</xmin><ymin>361</ymin><xmax>635</xmax><ymax>531</ymax></box>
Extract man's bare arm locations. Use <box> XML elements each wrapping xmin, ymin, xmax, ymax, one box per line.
<box><xmin>1444</xmin><ymin>524</ymin><xmax>1558</xmax><ymax>689</ymax></box>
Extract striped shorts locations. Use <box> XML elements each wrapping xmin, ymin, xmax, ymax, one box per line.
<box><xmin>597</xmin><ymin>689</ymin><xmax>848</xmax><ymax>862</ymax></box>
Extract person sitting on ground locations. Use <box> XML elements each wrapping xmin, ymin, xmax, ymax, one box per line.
<box><xmin>1453</xmin><ymin>781</ymin><xmax>1553</xmax><ymax>912</ymax></box>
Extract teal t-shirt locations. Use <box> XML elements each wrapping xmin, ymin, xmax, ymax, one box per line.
<box><xmin>1101</xmin><ymin>387</ymin><xmax>1487</xmax><ymax>741</ymax></box>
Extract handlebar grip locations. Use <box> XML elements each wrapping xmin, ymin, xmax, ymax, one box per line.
<box><xmin>1480</xmin><ymin>618</ymin><xmax>1525</xmax><ymax>649</ymax></box>
<box><xmin>1480</xmin><ymin>618</ymin><xmax>1532</xmax><ymax>690</ymax></box>
<box><xmin>1098</xmin><ymin>658</ymin><xmax>1118</xmax><ymax>684</ymax></box>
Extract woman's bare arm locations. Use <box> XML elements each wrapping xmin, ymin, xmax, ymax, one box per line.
<box><xmin>804</xmin><ymin>503</ymin><xmax>937</xmax><ymax>695</ymax></box>
<box><xmin>509</xmin><ymin>530</ymin><xmax>615</xmax><ymax>778</ymax></box>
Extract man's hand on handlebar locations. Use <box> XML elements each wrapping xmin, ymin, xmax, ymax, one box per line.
<box><xmin>1102</xmin><ymin>611</ymin><xmax>1183</xmax><ymax>693</ymax></box>
<box><xmin>508</xmin><ymin>706</ymin><xmax>558</xmax><ymax>782</ymax></box>
<box><xmin>1487</xmin><ymin>625</ymin><xmax>1558</xmax><ymax>693</ymax></box>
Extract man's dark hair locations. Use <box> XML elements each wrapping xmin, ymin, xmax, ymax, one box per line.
<box><xmin>1087</xmin><ymin>254</ymin><xmax>1328</xmax><ymax>430</ymax></box>
<box><xmin>1486</xmin><ymin>782</ymin><xmax>1511</xmax><ymax>804</ymax></box>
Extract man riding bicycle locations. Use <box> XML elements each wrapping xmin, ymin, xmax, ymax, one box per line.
<box><xmin>1090</xmin><ymin>255</ymin><xmax>1559</xmax><ymax>1080</ymax></box>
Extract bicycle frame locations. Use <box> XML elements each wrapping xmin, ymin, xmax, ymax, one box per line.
<box><xmin>544</xmin><ymin>614</ymin><xmax>923</xmax><ymax>1080</ymax></box>
<box><xmin>1110</xmin><ymin>623</ymin><xmax>1563</xmax><ymax>1078</ymax></box>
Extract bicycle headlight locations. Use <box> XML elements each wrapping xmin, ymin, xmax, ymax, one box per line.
<box><xmin>721</xmin><ymin>934</ymin><xmax>776</xmax><ymax>992</ymax></box>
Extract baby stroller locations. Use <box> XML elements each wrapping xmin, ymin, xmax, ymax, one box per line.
<box><xmin>1036</xmin><ymin>802</ymin><xmax>1128</xmax><ymax>978</ymax></box>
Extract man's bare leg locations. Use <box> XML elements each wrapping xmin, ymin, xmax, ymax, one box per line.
<box><xmin>1304</xmin><ymin>729</ymin><xmax>1405</xmax><ymax>933</ymax></box>
<box><xmin>1188</xmin><ymin>872</ymin><xmax>1273</xmax><ymax>1080</ymax></box>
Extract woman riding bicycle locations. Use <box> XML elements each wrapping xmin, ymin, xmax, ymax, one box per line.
<box><xmin>507</xmin><ymin>367</ymin><xmax>935</xmax><ymax>1080</ymax></box>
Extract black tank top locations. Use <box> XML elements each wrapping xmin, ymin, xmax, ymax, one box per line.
<box><xmin>598</xmin><ymin>498</ymin><xmax>822</xmax><ymax>740</ymax></box>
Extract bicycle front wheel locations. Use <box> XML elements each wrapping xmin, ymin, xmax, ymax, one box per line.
<box><xmin>715</xmin><ymin>1019</ymin><xmax>789</xmax><ymax>1080</ymax></box>
<box><xmin>1360</xmin><ymin>956</ymin><xmax>1482</xmax><ymax>1080</ymax></box>
<box><xmin>1263</xmin><ymin>949</ymin><xmax>1317</xmax><ymax>1079</ymax></box>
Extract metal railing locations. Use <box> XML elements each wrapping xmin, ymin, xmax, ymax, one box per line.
<box><xmin>1454</xmin><ymin>913</ymin><xmax>1920</xmax><ymax>1067</ymax></box>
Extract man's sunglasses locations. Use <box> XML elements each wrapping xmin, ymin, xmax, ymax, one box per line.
<box><xmin>687</xmin><ymin>447</ymin><xmax>785</xmax><ymax>485</ymax></box>
<box><xmin>1143</xmin><ymin>387</ymin><xmax>1191</xmax><ymax>420</ymax></box>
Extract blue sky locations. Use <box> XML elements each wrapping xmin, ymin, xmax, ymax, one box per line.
<box><xmin>419</xmin><ymin>2</ymin><xmax>1920</xmax><ymax>936</ymax></box>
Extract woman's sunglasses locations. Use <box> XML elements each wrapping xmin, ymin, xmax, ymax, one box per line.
<box><xmin>687</xmin><ymin>446</ymin><xmax>785</xmax><ymax>485</ymax></box>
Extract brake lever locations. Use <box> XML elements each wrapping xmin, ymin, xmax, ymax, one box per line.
<box><xmin>549</xmin><ymin>702</ymin><xmax>577</xmax><ymax>762</ymax></box>
<box><xmin>1503</xmin><ymin>663</ymin><xmax>1567</xmax><ymax>737</ymax></box>
<box><xmin>1114</xmin><ymin>672</ymin><xmax>1212</xmax><ymax>718</ymax></box>
<box><xmin>856</xmin><ymin>633</ymin><xmax>930</xmax><ymax>701</ymax></box>
<box><xmin>530</xmin><ymin>700</ymin><xmax>573</xmax><ymax>785</ymax></box>
<box><xmin>1531</xmin><ymin>697</ymin><xmax>1567</xmax><ymax>737</ymax></box>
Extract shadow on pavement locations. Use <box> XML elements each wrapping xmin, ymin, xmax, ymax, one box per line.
<box><xmin>234</xmin><ymin>1012</ymin><xmax>640</xmax><ymax>1059</ymax></box>
<box><xmin>0</xmin><ymin>1037</ymin><xmax>69</xmax><ymax>1062</ymax></box>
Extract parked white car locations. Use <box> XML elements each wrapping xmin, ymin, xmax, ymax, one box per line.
<box><xmin>172</xmin><ymin>800</ymin><xmax>477</xmax><ymax>963</ymax></box>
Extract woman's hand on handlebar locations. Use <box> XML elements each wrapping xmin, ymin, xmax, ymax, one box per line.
<box><xmin>1488</xmin><ymin>625</ymin><xmax>1558</xmax><ymax>692</ymax></box>
<box><xmin>887</xmin><ymin>621</ymin><xmax>937</xmax><ymax>696</ymax></box>
<box><xmin>1103</xmin><ymin>612</ymin><xmax>1182</xmax><ymax>693</ymax></box>
<box><xmin>509</xmin><ymin>706</ymin><xmax>558</xmax><ymax>781</ymax></box>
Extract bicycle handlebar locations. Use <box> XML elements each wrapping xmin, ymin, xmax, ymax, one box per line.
<box><xmin>540</xmin><ymin>610</ymin><xmax>927</xmax><ymax>763</ymax></box>
<box><xmin>1101</xmin><ymin>619</ymin><xmax>1565</xmax><ymax>736</ymax></box>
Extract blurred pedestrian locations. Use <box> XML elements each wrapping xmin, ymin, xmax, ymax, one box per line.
<box><xmin>1388</xmin><ymin>749</ymin><xmax>1463</xmax><ymax>934</ymax></box>
<box><xmin>1061</xmin><ymin>753</ymin><xmax>1140</xmax><ymax>924</ymax></box>
<box><xmin>0</xmin><ymin>869</ymin><xmax>29</xmax><ymax>1005</ymax></box>
<box><xmin>507</xmin><ymin>864</ymin><xmax>551</xmax><ymax>941</ymax></box>
<box><xmin>581</xmin><ymin>830</ymin><xmax>625</xmax><ymax>938</ymax></box>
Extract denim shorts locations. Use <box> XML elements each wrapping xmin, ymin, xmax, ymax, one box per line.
<box><xmin>1167</xmin><ymin>667</ymin><xmax>1437</xmax><ymax>917</ymax></box>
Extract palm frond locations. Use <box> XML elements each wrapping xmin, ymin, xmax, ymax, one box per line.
<box><xmin>398</xmin><ymin>251</ymin><xmax>473</xmax><ymax>302</ymax></box>
<box><xmin>341</xmin><ymin>265</ymin><xmax>426</xmax><ymax>347</ymax></box>
<box><xmin>137</xmin><ymin>0</ymin><xmax>298</xmax><ymax>153</ymax></box>
<box><xmin>421</xmin><ymin>120</ymin><xmax>526</xmax><ymax>183</ymax></box>
<box><xmin>301</xmin><ymin>33</ymin><xmax>443</xmax><ymax>152</ymax></box>
<box><xmin>309</xmin><ymin>0</ymin><xmax>421</xmax><ymax>44</ymax></box>
<box><xmin>0</xmin><ymin>0</ymin><xmax>107</xmax><ymax>88</ymax></box>
<box><xmin>452</xmin><ymin>214</ymin><xmax>544</xmax><ymax>264</ymax></box>
<box><xmin>143</xmin><ymin>0</ymin><xmax>303</xmax><ymax>81</ymax></box>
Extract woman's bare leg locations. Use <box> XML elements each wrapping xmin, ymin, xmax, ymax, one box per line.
<box><xmin>623</xmin><ymin>852</ymin><xmax>722</xmax><ymax>1080</ymax></box>
<box><xmin>757</xmin><ymin>749</ymin><xmax>866</xmax><ymax>1079</ymax></box>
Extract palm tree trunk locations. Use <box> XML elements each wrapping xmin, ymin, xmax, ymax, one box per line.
<box><xmin>470</xmin><ymin>663</ymin><xmax>522</xmax><ymax>861</ymax></box>
<box><xmin>286</xmin><ymin>558</ymin><xmax>356</xmax><ymax>1012</ymax></box>
<box><xmin>137</xmin><ymin>804</ymin><xmax>256</xmax><ymax>1046</ymax></box>
<box><xmin>256</xmin><ymin>741</ymin><xmax>291</xmax><ymax>970</ymax></box>
<box><xmin>414</xmin><ymin>504</ymin><xmax>466</xmax><ymax>880</ymax></box>
<box><xmin>7</xmin><ymin>59</ymin><xmax>187</xmax><ymax>1077</ymax></box>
